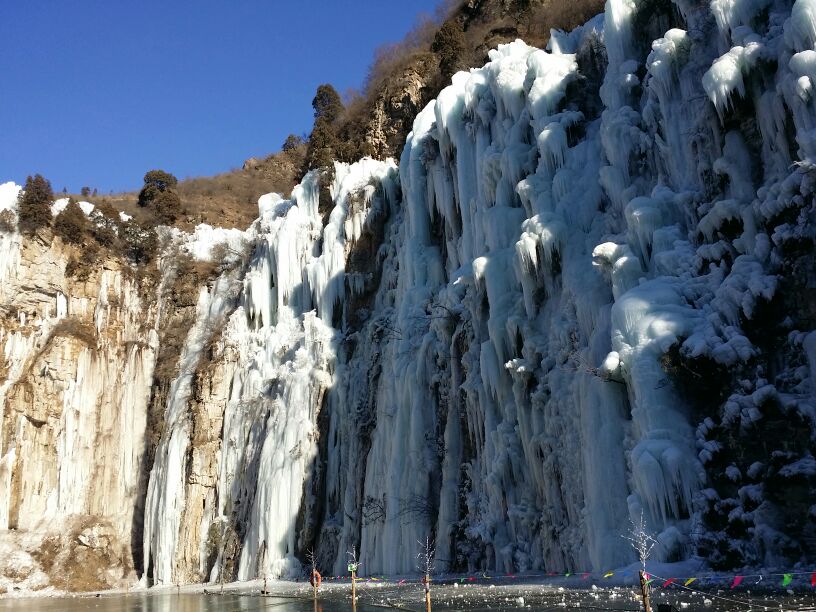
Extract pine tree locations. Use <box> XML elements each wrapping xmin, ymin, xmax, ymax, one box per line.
<box><xmin>137</xmin><ymin>169</ymin><xmax>182</xmax><ymax>225</ymax></box>
<box><xmin>305</xmin><ymin>118</ymin><xmax>338</xmax><ymax>171</ymax></box>
<box><xmin>17</xmin><ymin>174</ymin><xmax>54</xmax><ymax>235</ymax></box>
<box><xmin>152</xmin><ymin>190</ymin><xmax>182</xmax><ymax>224</ymax></box>
<box><xmin>54</xmin><ymin>200</ymin><xmax>89</xmax><ymax>244</ymax></box>
<box><xmin>311</xmin><ymin>84</ymin><xmax>344</xmax><ymax>123</ymax></box>
<box><xmin>138</xmin><ymin>169</ymin><xmax>178</xmax><ymax>208</ymax></box>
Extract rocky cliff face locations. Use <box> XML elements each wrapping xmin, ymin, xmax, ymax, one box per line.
<box><xmin>363</xmin><ymin>54</ymin><xmax>437</xmax><ymax>160</ymax></box>
<box><xmin>0</xmin><ymin>201</ymin><xmax>160</xmax><ymax>592</ymax></box>
<box><xmin>3</xmin><ymin>0</ymin><xmax>816</xmax><ymax>595</ymax></box>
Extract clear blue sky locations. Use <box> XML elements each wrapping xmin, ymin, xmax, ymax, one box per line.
<box><xmin>0</xmin><ymin>1</ymin><xmax>441</xmax><ymax>193</ymax></box>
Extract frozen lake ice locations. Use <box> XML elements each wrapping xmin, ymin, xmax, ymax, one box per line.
<box><xmin>1</xmin><ymin>581</ymin><xmax>815</xmax><ymax>611</ymax></box>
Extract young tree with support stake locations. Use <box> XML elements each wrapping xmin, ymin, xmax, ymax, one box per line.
<box><xmin>623</xmin><ymin>511</ymin><xmax>658</xmax><ymax>612</ymax></box>
<box><xmin>417</xmin><ymin>536</ymin><xmax>435</xmax><ymax>612</ymax></box>
<box><xmin>307</xmin><ymin>548</ymin><xmax>321</xmax><ymax>601</ymax></box>
<box><xmin>347</xmin><ymin>545</ymin><xmax>360</xmax><ymax>607</ymax></box>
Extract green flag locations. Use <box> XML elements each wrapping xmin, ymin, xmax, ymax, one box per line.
<box><xmin>782</xmin><ymin>574</ymin><xmax>792</xmax><ymax>587</ymax></box>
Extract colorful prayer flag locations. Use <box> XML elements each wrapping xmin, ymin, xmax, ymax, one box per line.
<box><xmin>731</xmin><ymin>576</ymin><xmax>743</xmax><ymax>588</ymax></box>
<box><xmin>782</xmin><ymin>574</ymin><xmax>792</xmax><ymax>587</ymax></box>
<box><xmin>604</xmin><ymin>572</ymin><xmax>614</xmax><ymax>578</ymax></box>
<box><xmin>662</xmin><ymin>578</ymin><xmax>676</xmax><ymax>587</ymax></box>
<box><xmin>684</xmin><ymin>578</ymin><xmax>697</xmax><ymax>587</ymax></box>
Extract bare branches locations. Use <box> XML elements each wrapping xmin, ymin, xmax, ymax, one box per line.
<box><xmin>362</xmin><ymin>494</ymin><xmax>387</xmax><ymax>525</ymax></box>
<box><xmin>416</xmin><ymin>536</ymin><xmax>435</xmax><ymax>576</ymax></box>
<box><xmin>622</xmin><ymin>511</ymin><xmax>658</xmax><ymax>571</ymax></box>
<box><xmin>396</xmin><ymin>494</ymin><xmax>438</xmax><ymax>524</ymax></box>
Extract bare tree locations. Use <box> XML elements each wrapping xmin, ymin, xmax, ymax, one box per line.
<box><xmin>622</xmin><ymin>511</ymin><xmax>657</xmax><ymax>612</ymax></box>
<box><xmin>307</xmin><ymin>548</ymin><xmax>319</xmax><ymax>599</ymax></box>
<box><xmin>416</xmin><ymin>536</ymin><xmax>435</xmax><ymax>575</ymax></box>
<box><xmin>622</xmin><ymin>511</ymin><xmax>657</xmax><ymax>571</ymax></box>
<box><xmin>417</xmin><ymin>537</ymin><xmax>435</xmax><ymax>612</ymax></box>
<box><xmin>347</xmin><ymin>545</ymin><xmax>360</xmax><ymax>603</ymax></box>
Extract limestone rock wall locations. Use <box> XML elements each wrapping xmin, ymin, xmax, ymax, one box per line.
<box><xmin>0</xmin><ymin>228</ymin><xmax>163</xmax><ymax>592</ymax></box>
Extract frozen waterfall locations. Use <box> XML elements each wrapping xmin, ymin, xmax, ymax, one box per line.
<box><xmin>141</xmin><ymin>0</ymin><xmax>816</xmax><ymax>582</ymax></box>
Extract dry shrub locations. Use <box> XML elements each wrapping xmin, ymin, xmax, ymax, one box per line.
<box><xmin>52</xmin><ymin>318</ymin><xmax>97</xmax><ymax>347</ymax></box>
<box><xmin>116</xmin><ymin>149</ymin><xmax>304</xmax><ymax>231</ymax></box>
<box><xmin>152</xmin><ymin>247</ymin><xmax>221</xmax><ymax>380</ymax></box>
<box><xmin>526</xmin><ymin>0</ymin><xmax>605</xmax><ymax>44</ymax></box>
<box><xmin>170</xmin><ymin>250</ymin><xmax>219</xmax><ymax>307</ymax></box>
<box><xmin>65</xmin><ymin>242</ymin><xmax>101</xmax><ymax>281</ymax></box>
<box><xmin>211</xmin><ymin>238</ymin><xmax>252</xmax><ymax>274</ymax></box>
<box><xmin>363</xmin><ymin>13</ymin><xmax>439</xmax><ymax>96</ymax></box>
<box><xmin>0</xmin><ymin>209</ymin><xmax>16</xmax><ymax>233</ymax></box>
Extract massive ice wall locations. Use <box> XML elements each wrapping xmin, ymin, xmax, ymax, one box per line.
<box><xmin>312</xmin><ymin>0</ymin><xmax>816</xmax><ymax>574</ymax></box>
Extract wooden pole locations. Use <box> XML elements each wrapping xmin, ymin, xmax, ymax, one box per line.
<box><xmin>424</xmin><ymin>572</ymin><xmax>432</xmax><ymax>612</ymax></box>
<box><xmin>638</xmin><ymin>569</ymin><xmax>652</xmax><ymax>612</ymax></box>
<box><xmin>351</xmin><ymin>567</ymin><xmax>357</xmax><ymax>604</ymax></box>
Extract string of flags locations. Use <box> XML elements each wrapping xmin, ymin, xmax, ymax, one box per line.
<box><xmin>317</xmin><ymin>568</ymin><xmax>816</xmax><ymax>589</ymax></box>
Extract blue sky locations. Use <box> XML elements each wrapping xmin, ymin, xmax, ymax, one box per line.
<box><xmin>0</xmin><ymin>1</ymin><xmax>441</xmax><ymax>193</ymax></box>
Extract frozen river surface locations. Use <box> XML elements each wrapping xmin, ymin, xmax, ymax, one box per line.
<box><xmin>1</xmin><ymin>581</ymin><xmax>816</xmax><ymax>612</ymax></box>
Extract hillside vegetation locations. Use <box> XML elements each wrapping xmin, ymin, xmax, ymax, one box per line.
<box><xmin>78</xmin><ymin>0</ymin><xmax>604</xmax><ymax>231</ymax></box>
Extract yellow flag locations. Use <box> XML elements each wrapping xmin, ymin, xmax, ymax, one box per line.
<box><xmin>684</xmin><ymin>578</ymin><xmax>697</xmax><ymax>586</ymax></box>
<box><xmin>604</xmin><ymin>572</ymin><xmax>614</xmax><ymax>578</ymax></box>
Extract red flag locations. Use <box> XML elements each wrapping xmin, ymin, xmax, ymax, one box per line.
<box><xmin>662</xmin><ymin>578</ymin><xmax>676</xmax><ymax>588</ymax></box>
<box><xmin>582</xmin><ymin>572</ymin><xmax>591</xmax><ymax>579</ymax></box>
<box><xmin>811</xmin><ymin>572</ymin><xmax>816</xmax><ymax>587</ymax></box>
<box><xmin>731</xmin><ymin>576</ymin><xmax>743</xmax><ymax>589</ymax></box>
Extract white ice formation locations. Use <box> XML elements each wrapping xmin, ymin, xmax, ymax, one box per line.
<box><xmin>3</xmin><ymin>0</ymin><xmax>816</xmax><ymax>589</ymax></box>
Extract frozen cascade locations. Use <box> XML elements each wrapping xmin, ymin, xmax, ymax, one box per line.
<box><xmin>312</xmin><ymin>0</ymin><xmax>816</xmax><ymax>576</ymax></box>
<box><xmin>141</xmin><ymin>159</ymin><xmax>399</xmax><ymax>585</ymax></box>
<box><xmin>3</xmin><ymin>0</ymin><xmax>816</xmax><ymax>590</ymax></box>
